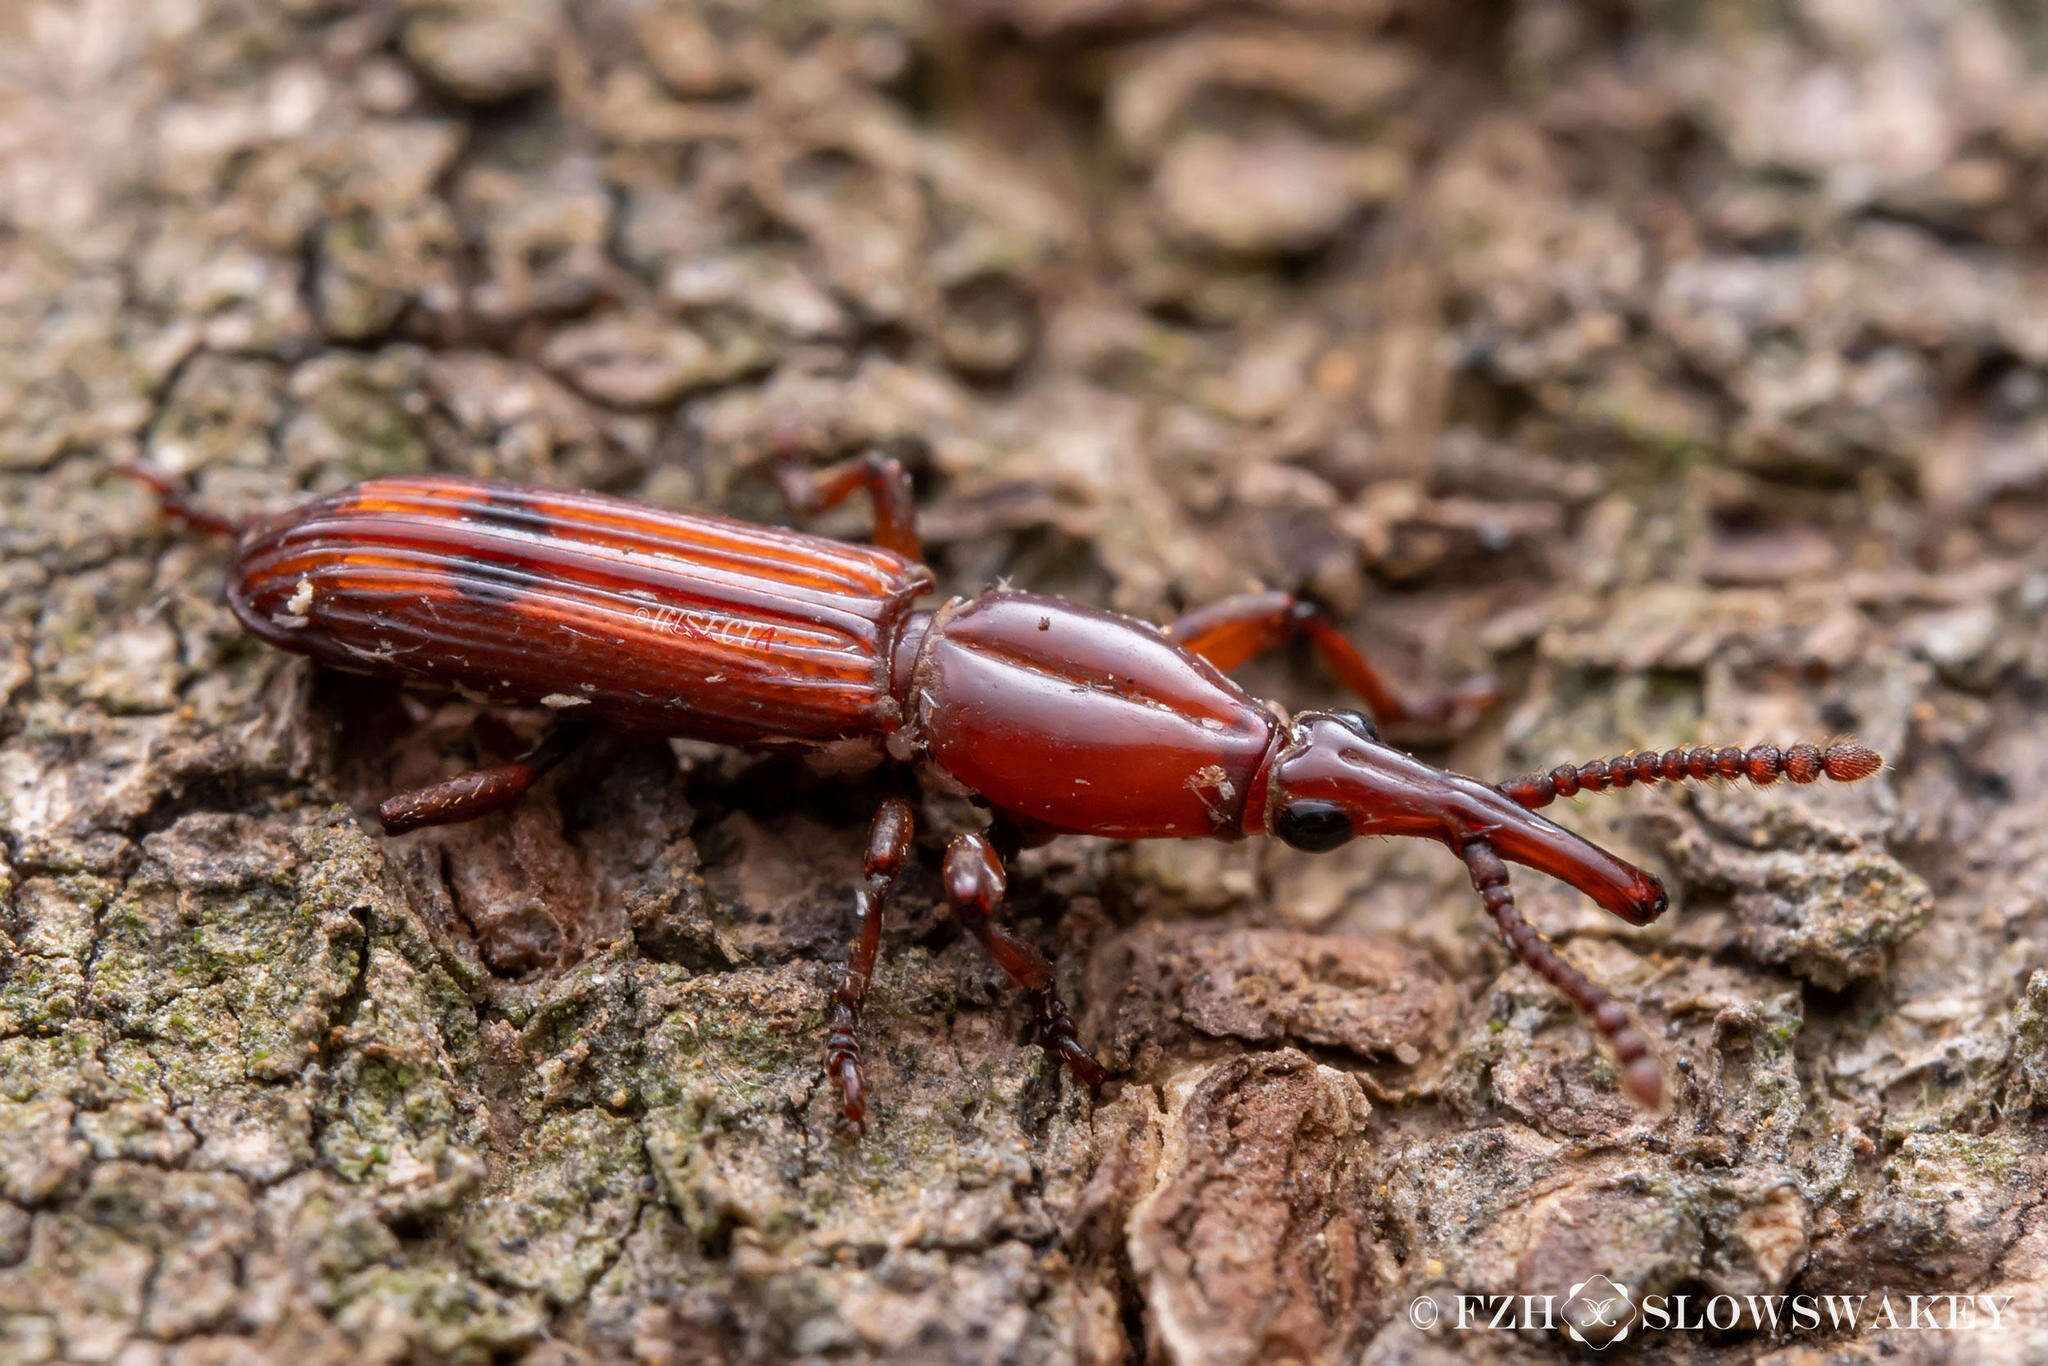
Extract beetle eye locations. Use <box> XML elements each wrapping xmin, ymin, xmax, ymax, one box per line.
<box><xmin>1329</xmin><ymin>708</ymin><xmax>1382</xmax><ymax>743</ymax></box>
<box><xmin>1273</xmin><ymin>799</ymin><xmax>1354</xmax><ymax>852</ymax></box>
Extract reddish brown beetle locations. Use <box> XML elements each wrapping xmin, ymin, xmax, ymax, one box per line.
<box><xmin>122</xmin><ymin>458</ymin><xmax>1881</xmax><ymax>1128</ymax></box>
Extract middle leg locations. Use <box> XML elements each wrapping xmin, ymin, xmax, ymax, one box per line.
<box><xmin>942</xmin><ymin>832</ymin><xmax>1106</xmax><ymax>1090</ymax></box>
<box><xmin>826</xmin><ymin>796</ymin><xmax>916</xmax><ymax>1135</ymax></box>
<box><xmin>1163</xmin><ymin>590</ymin><xmax>1497</xmax><ymax>735</ymax></box>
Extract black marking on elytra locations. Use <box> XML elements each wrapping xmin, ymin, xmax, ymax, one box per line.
<box><xmin>459</xmin><ymin>491</ymin><xmax>554</xmax><ymax>537</ymax></box>
<box><xmin>450</xmin><ymin>492</ymin><xmax>554</xmax><ymax>608</ymax></box>
<box><xmin>451</xmin><ymin>557</ymin><xmax>534</xmax><ymax>609</ymax></box>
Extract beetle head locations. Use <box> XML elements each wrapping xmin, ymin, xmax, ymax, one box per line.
<box><xmin>1260</xmin><ymin>711</ymin><xmax>1668</xmax><ymax>926</ymax></box>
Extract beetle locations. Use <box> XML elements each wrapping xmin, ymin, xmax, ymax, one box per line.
<box><xmin>119</xmin><ymin>456</ymin><xmax>1881</xmax><ymax>1129</ymax></box>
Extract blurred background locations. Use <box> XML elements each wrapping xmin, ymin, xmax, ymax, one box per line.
<box><xmin>2</xmin><ymin>1</ymin><xmax>2046</xmax><ymax>1363</ymax></box>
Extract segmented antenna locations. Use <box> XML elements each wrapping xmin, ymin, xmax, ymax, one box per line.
<box><xmin>1462</xmin><ymin>838</ymin><xmax>1662</xmax><ymax>1109</ymax></box>
<box><xmin>1497</xmin><ymin>741</ymin><xmax>1881</xmax><ymax>811</ymax></box>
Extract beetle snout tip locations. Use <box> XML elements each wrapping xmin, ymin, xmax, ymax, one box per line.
<box><xmin>1616</xmin><ymin>875</ymin><xmax>1668</xmax><ymax>926</ymax></box>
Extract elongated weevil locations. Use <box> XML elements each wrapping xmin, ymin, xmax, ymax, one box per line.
<box><xmin>121</xmin><ymin>457</ymin><xmax>1881</xmax><ymax>1128</ymax></box>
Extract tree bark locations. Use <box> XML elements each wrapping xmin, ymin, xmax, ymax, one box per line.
<box><xmin>2</xmin><ymin>1</ymin><xmax>2046</xmax><ymax>1362</ymax></box>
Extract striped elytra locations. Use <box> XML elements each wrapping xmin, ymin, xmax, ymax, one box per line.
<box><xmin>228</xmin><ymin>476</ymin><xmax>934</xmax><ymax>744</ymax></box>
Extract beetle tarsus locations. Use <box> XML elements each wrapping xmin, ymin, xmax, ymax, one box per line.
<box><xmin>1462</xmin><ymin>837</ymin><xmax>1664</xmax><ymax>1110</ymax></box>
<box><xmin>1031</xmin><ymin>990</ymin><xmax>1107</xmax><ymax>1090</ymax></box>
<box><xmin>828</xmin><ymin>1051</ymin><xmax>867</xmax><ymax>1138</ymax></box>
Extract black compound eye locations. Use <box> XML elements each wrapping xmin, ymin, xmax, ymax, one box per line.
<box><xmin>1273</xmin><ymin>799</ymin><xmax>1354</xmax><ymax>852</ymax></box>
<box><xmin>1328</xmin><ymin>709</ymin><xmax>1381</xmax><ymax>743</ymax></box>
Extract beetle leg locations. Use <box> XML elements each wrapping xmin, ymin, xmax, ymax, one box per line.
<box><xmin>827</xmin><ymin>797</ymin><xmax>915</xmax><ymax>1136</ymax></box>
<box><xmin>376</xmin><ymin>722</ymin><xmax>593</xmax><ymax>834</ymax></box>
<box><xmin>942</xmin><ymin>832</ymin><xmax>1106</xmax><ymax>1092</ymax></box>
<box><xmin>773</xmin><ymin>448</ymin><xmax>923</xmax><ymax>563</ymax></box>
<box><xmin>113</xmin><ymin>462</ymin><xmax>244</xmax><ymax>538</ymax></box>
<box><xmin>1163</xmin><ymin>590</ymin><xmax>1497</xmax><ymax>734</ymax></box>
<box><xmin>1460</xmin><ymin>837</ymin><xmax>1663</xmax><ymax>1110</ymax></box>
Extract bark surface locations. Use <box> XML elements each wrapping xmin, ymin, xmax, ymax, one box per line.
<box><xmin>2</xmin><ymin>1</ymin><xmax>2046</xmax><ymax>1362</ymax></box>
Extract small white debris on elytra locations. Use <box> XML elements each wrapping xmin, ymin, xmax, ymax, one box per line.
<box><xmin>271</xmin><ymin>575</ymin><xmax>315</xmax><ymax>629</ymax></box>
<box><xmin>539</xmin><ymin>693</ymin><xmax>591</xmax><ymax>709</ymax></box>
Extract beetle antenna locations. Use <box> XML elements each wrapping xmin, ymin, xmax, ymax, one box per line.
<box><xmin>1497</xmin><ymin>741</ymin><xmax>1881</xmax><ymax>811</ymax></box>
<box><xmin>112</xmin><ymin>462</ymin><xmax>243</xmax><ymax>538</ymax></box>
<box><xmin>1461</xmin><ymin>837</ymin><xmax>1662</xmax><ymax>1109</ymax></box>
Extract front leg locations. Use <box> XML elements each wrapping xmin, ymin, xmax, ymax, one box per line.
<box><xmin>826</xmin><ymin>796</ymin><xmax>915</xmax><ymax>1135</ymax></box>
<box><xmin>942</xmin><ymin>832</ymin><xmax>1106</xmax><ymax>1091</ymax></box>
<box><xmin>1164</xmin><ymin>590</ymin><xmax>1496</xmax><ymax>736</ymax></box>
<box><xmin>1460</xmin><ymin>837</ymin><xmax>1662</xmax><ymax>1109</ymax></box>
